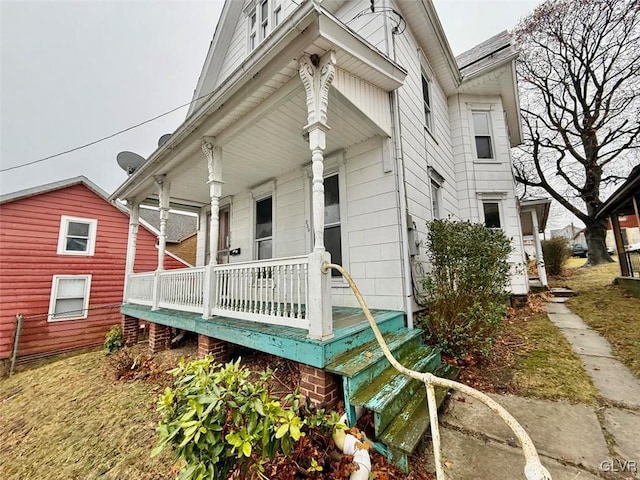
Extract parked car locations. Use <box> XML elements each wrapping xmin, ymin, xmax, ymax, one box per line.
<box><xmin>627</xmin><ymin>243</ymin><xmax>640</xmax><ymax>253</ymax></box>
<box><xmin>572</xmin><ymin>243</ymin><xmax>588</xmax><ymax>257</ymax></box>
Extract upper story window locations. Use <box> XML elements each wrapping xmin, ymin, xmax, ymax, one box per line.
<box><xmin>248</xmin><ymin>0</ymin><xmax>280</xmax><ymax>51</ymax></box>
<box><xmin>57</xmin><ymin>215</ymin><xmax>97</xmax><ymax>256</ymax></box>
<box><xmin>431</xmin><ymin>181</ymin><xmax>441</xmax><ymax>220</ymax></box>
<box><xmin>48</xmin><ymin>274</ymin><xmax>91</xmax><ymax>321</ymax></box>
<box><xmin>422</xmin><ymin>72</ymin><xmax>432</xmax><ymax>131</ymax></box>
<box><xmin>472</xmin><ymin>111</ymin><xmax>494</xmax><ymax>159</ymax></box>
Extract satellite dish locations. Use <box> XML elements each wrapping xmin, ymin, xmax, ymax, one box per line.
<box><xmin>116</xmin><ymin>151</ymin><xmax>145</xmax><ymax>175</ymax></box>
<box><xmin>158</xmin><ymin>133</ymin><xmax>171</xmax><ymax>147</ymax></box>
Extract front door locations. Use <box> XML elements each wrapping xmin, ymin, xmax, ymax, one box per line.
<box><xmin>204</xmin><ymin>206</ymin><xmax>230</xmax><ymax>264</ymax></box>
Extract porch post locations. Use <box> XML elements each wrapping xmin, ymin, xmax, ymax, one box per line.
<box><xmin>201</xmin><ymin>138</ymin><xmax>223</xmax><ymax>318</ymax></box>
<box><xmin>300</xmin><ymin>51</ymin><xmax>336</xmax><ymax>340</ymax></box>
<box><xmin>123</xmin><ymin>198</ymin><xmax>140</xmax><ymax>302</ymax></box>
<box><xmin>153</xmin><ymin>175</ymin><xmax>171</xmax><ymax>310</ymax></box>
<box><xmin>530</xmin><ymin>208</ymin><xmax>548</xmax><ymax>287</ymax></box>
<box><xmin>611</xmin><ymin>214</ymin><xmax>630</xmax><ymax>277</ymax></box>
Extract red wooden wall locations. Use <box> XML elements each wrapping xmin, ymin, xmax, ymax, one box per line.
<box><xmin>0</xmin><ymin>183</ymin><xmax>187</xmax><ymax>361</ymax></box>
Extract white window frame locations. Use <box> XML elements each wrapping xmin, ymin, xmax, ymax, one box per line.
<box><xmin>477</xmin><ymin>192</ymin><xmax>507</xmax><ymax>230</ymax></box>
<box><xmin>247</xmin><ymin>0</ymin><xmax>279</xmax><ymax>51</ymax></box>
<box><xmin>305</xmin><ymin>152</ymin><xmax>349</xmax><ymax>285</ymax></box>
<box><xmin>471</xmin><ymin>110</ymin><xmax>495</xmax><ymax>161</ymax></box>
<box><xmin>421</xmin><ymin>70</ymin><xmax>432</xmax><ymax>132</ymax></box>
<box><xmin>273</xmin><ymin>1</ymin><xmax>282</xmax><ymax>26</ymax></box>
<box><xmin>56</xmin><ymin>215</ymin><xmax>97</xmax><ymax>256</ymax></box>
<box><xmin>48</xmin><ymin>274</ymin><xmax>92</xmax><ymax>322</ymax></box>
<box><xmin>251</xmin><ymin>180</ymin><xmax>276</xmax><ymax>260</ymax></box>
<box><xmin>429</xmin><ymin>167</ymin><xmax>445</xmax><ymax>220</ymax></box>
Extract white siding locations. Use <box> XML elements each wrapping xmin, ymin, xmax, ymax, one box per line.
<box><xmin>215</xmin><ymin>14</ymin><xmax>248</xmax><ymax>90</ymax></box>
<box><xmin>334</xmin><ymin>0</ymin><xmax>388</xmax><ymax>55</ymax></box>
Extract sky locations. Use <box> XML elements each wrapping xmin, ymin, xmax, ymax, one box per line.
<box><xmin>1</xmin><ymin>0</ymin><xmax>553</xmax><ymax>220</ymax></box>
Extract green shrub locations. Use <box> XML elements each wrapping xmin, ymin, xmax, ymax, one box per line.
<box><xmin>417</xmin><ymin>219</ymin><xmax>512</xmax><ymax>359</ymax></box>
<box><xmin>542</xmin><ymin>237</ymin><xmax>570</xmax><ymax>276</ymax></box>
<box><xmin>103</xmin><ymin>324</ymin><xmax>123</xmax><ymax>354</ymax></box>
<box><xmin>152</xmin><ymin>356</ymin><xmax>306</xmax><ymax>480</ymax></box>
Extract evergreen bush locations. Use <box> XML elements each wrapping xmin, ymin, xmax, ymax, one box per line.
<box><xmin>103</xmin><ymin>324</ymin><xmax>123</xmax><ymax>355</ymax></box>
<box><xmin>541</xmin><ymin>237</ymin><xmax>570</xmax><ymax>276</ymax></box>
<box><xmin>418</xmin><ymin>219</ymin><xmax>512</xmax><ymax>359</ymax></box>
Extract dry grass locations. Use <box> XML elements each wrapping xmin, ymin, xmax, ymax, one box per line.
<box><xmin>510</xmin><ymin>313</ymin><xmax>598</xmax><ymax>403</ymax></box>
<box><xmin>0</xmin><ymin>350</ymin><xmax>174</xmax><ymax>480</ymax></box>
<box><xmin>551</xmin><ymin>258</ymin><xmax>640</xmax><ymax>377</ymax></box>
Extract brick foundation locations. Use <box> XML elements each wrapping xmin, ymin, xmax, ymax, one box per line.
<box><xmin>122</xmin><ymin>315</ymin><xmax>139</xmax><ymax>346</ymax></box>
<box><xmin>299</xmin><ymin>364</ymin><xmax>341</xmax><ymax>409</ymax></box>
<box><xmin>197</xmin><ymin>334</ymin><xmax>231</xmax><ymax>363</ymax></box>
<box><xmin>148</xmin><ymin>323</ymin><xmax>171</xmax><ymax>354</ymax></box>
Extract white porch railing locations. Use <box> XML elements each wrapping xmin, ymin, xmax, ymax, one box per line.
<box><xmin>127</xmin><ymin>272</ymin><xmax>155</xmax><ymax>306</ymax></box>
<box><xmin>158</xmin><ymin>267</ymin><xmax>206</xmax><ymax>314</ymax></box>
<box><xmin>125</xmin><ymin>255</ymin><xmax>314</xmax><ymax>332</ymax></box>
<box><xmin>211</xmin><ymin>256</ymin><xmax>309</xmax><ymax>328</ymax></box>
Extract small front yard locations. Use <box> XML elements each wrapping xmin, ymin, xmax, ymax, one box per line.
<box><xmin>552</xmin><ymin>258</ymin><xmax>640</xmax><ymax>377</ymax></box>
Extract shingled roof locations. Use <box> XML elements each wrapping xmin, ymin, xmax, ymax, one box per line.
<box><xmin>138</xmin><ymin>207</ymin><xmax>198</xmax><ymax>243</ymax></box>
<box><xmin>456</xmin><ymin>30</ymin><xmax>517</xmax><ymax>79</ymax></box>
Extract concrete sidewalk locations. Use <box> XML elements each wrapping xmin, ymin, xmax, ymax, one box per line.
<box><xmin>422</xmin><ymin>301</ymin><xmax>640</xmax><ymax>479</ymax></box>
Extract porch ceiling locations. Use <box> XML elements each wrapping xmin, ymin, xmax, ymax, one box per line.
<box><xmin>111</xmin><ymin>4</ymin><xmax>406</xmax><ymax>206</ymax></box>
<box><xmin>163</xmin><ymin>87</ymin><xmax>384</xmax><ymax>206</ymax></box>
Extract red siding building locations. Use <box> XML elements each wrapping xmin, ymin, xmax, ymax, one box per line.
<box><xmin>0</xmin><ymin>177</ymin><xmax>187</xmax><ymax>363</ymax></box>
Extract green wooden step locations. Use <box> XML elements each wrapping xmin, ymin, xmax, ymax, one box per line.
<box><xmin>350</xmin><ymin>346</ymin><xmax>442</xmax><ymax>436</ymax></box>
<box><xmin>325</xmin><ymin>329</ymin><xmax>423</xmax><ymax>399</ymax></box>
<box><xmin>379</xmin><ymin>363</ymin><xmax>459</xmax><ymax>456</ymax></box>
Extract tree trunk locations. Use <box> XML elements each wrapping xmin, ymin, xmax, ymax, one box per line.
<box><xmin>584</xmin><ymin>219</ymin><xmax>613</xmax><ymax>266</ymax></box>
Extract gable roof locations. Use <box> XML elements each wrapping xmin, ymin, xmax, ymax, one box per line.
<box><xmin>0</xmin><ymin>176</ymin><xmax>109</xmax><ymax>205</ymax></box>
<box><xmin>456</xmin><ymin>30</ymin><xmax>516</xmax><ymax>79</ymax></box>
<box><xmin>138</xmin><ymin>207</ymin><xmax>198</xmax><ymax>243</ymax></box>
<box><xmin>596</xmin><ymin>164</ymin><xmax>640</xmax><ymax>218</ymax></box>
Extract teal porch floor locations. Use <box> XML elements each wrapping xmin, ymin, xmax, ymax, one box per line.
<box><xmin>121</xmin><ymin>304</ymin><xmax>406</xmax><ymax>368</ymax></box>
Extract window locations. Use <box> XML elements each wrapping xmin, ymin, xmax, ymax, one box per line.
<box><xmin>473</xmin><ymin>112</ymin><xmax>494</xmax><ymax>159</ymax></box>
<box><xmin>260</xmin><ymin>0</ymin><xmax>269</xmax><ymax>39</ymax></box>
<box><xmin>421</xmin><ymin>72</ymin><xmax>432</xmax><ymax>130</ymax></box>
<box><xmin>255</xmin><ymin>196</ymin><xmax>273</xmax><ymax>260</ymax></box>
<box><xmin>249</xmin><ymin>11</ymin><xmax>257</xmax><ymax>51</ymax></box>
<box><xmin>483</xmin><ymin>202</ymin><xmax>501</xmax><ymax>228</ymax></box>
<box><xmin>431</xmin><ymin>181</ymin><xmax>441</xmax><ymax>219</ymax></box>
<box><xmin>57</xmin><ymin>215</ymin><xmax>97</xmax><ymax>256</ymax></box>
<box><xmin>324</xmin><ymin>174</ymin><xmax>342</xmax><ymax>277</ymax></box>
<box><xmin>274</xmin><ymin>3</ymin><xmax>281</xmax><ymax>26</ymax></box>
<box><xmin>48</xmin><ymin>275</ymin><xmax>91</xmax><ymax>321</ymax></box>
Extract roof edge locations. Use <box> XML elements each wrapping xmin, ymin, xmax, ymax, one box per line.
<box><xmin>0</xmin><ymin>176</ymin><xmax>109</xmax><ymax>205</ymax></box>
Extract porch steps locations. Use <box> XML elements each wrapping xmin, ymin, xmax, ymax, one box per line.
<box><xmin>325</xmin><ymin>329</ymin><xmax>458</xmax><ymax>473</ymax></box>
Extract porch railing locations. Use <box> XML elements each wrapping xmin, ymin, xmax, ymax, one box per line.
<box><xmin>158</xmin><ymin>267</ymin><xmax>206</xmax><ymax>313</ymax></box>
<box><xmin>127</xmin><ymin>272</ymin><xmax>155</xmax><ymax>306</ymax></box>
<box><xmin>212</xmin><ymin>256</ymin><xmax>309</xmax><ymax>328</ymax></box>
<box><xmin>627</xmin><ymin>250</ymin><xmax>640</xmax><ymax>277</ymax></box>
<box><xmin>125</xmin><ymin>255</ymin><xmax>312</xmax><ymax>331</ymax></box>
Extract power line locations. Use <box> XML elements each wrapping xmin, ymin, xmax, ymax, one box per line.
<box><xmin>0</xmin><ymin>89</ymin><xmax>216</xmax><ymax>173</ymax></box>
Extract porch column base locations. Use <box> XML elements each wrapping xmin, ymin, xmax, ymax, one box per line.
<box><xmin>148</xmin><ymin>323</ymin><xmax>171</xmax><ymax>354</ymax></box>
<box><xmin>197</xmin><ymin>334</ymin><xmax>231</xmax><ymax>363</ymax></box>
<box><xmin>299</xmin><ymin>363</ymin><xmax>341</xmax><ymax>410</ymax></box>
<box><xmin>122</xmin><ymin>315</ymin><xmax>139</xmax><ymax>346</ymax></box>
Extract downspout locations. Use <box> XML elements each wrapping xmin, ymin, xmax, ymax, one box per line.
<box><xmin>390</xmin><ymin>31</ymin><xmax>414</xmax><ymax>328</ymax></box>
<box><xmin>333</xmin><ymin>415</ymin><xmax>371</xmax><ymax>480</ymax></box>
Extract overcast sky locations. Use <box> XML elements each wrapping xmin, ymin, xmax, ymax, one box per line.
<box><xmin>1</xmin><ymin>0</ymin><xmax>550</xmax><ymax>218</ymax></box>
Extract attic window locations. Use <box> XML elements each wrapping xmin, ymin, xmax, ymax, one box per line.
<box><xmin>248</xmin><ymin>0</ymin><xmax>280</xmax><ymax>51</ymax></box>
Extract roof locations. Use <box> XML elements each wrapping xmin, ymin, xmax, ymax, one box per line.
<box><xmin>0</xmin><ymin>176</ymin><xmax>109</xmax><ymax>205</ymax></box>
<box><xmin>596</xmin><ymin>165</ymin><xmax>640</xmax><ymax>218</ymax></box>
<box><xmin>138</xmin><ymin>207</ymin><xmax>198</xmax><ymax>243</ymax></box>
<box><xmin>519</xmin><ymin>197</ymin><xmax>552</xmax><ymax>235</ymax></box>
<box><xmin>456</xmin><ymin>31</ymin><xmax>517</xmax><ymax>79</ymax></box>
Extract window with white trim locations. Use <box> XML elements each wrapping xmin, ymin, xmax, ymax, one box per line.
<box><xmin>57</xmin><ymin>215</ymin><xmax>97</xmax><ymax>255</ymax></box>
<box><xmin>255</xmin><ymin>196</ymin><xmax>273</xmax><ymax>260</ymax></box>
<box><xmin>247</xmin><ymin>0</ymin><xmax>280</xmax><ymax>51</ymax></box>
<box><xmin>482</xmin><ymin>202</ymin><xmax>501</xmax><ymax>228</ymax></box>
<box><xmin>421</xmin><ymin>72</ymin><xmax>432</xmax><ymax>131</ymax></box>
<box><xmin>249</xmin><ymin>11</ymin><xmax>257</xmax><ymax>51</ymax></box>
<box><xmin>431</xmin><ymin>181</ymin><xmax>442</xmax><ymax>220</ymax></box>
<box><xmin>48</xmin><ymin>275</ymin><xmax>91</xmax><ymax>321</ymax></box>
<box><xmin>472</xmin><ymin>111</ymin><xmax>494</xmax><ymax>159</ymax></box>
<box><xmin>274</xmin><ymin>1</ymin><xmax>282</xmax><ymax>26</ymax></box>
<box><xmin>324</xmin><ymin>174</ymin><xmax>342</xmax><ymax>277</ymax></box>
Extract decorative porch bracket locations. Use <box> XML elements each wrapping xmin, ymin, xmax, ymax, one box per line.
<box><xmin>153</xmin><ymin>175</ymin><xmax>171</xmax><ymax>310</ymax></box>
<box><xmin>201</xmin><ymin>138</ymin><xmax>223</xmax><ymax>318</ymax></box>
<box><xmin>123</xmin><ymin>198</ymin><xmax>140</xmax><ymax>302</ymax></box>
<box><xmin>300</xmin><ymin>51</ymin><xmax>336</xmax><ymax>340</ymax></box>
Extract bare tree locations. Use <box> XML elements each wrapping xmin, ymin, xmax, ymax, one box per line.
<box><xmin>513</xmin><ymin>0</ymin><xmax>640</xmax><ymax>265</ymax></box>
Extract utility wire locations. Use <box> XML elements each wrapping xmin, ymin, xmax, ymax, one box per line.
<box><xmin>20</xmin><ymin>302</ymin><xmax>124</xmax><ymax>321</ymax></box>
<box><xmin>0</xmin><ymin>89</ymin><xmax>217</xmax><ymax>174</ymax></box>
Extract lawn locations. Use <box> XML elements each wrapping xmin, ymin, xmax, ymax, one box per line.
<box><xmin>0</xmin><ymin>350</ymin><xmax>173</xmax><ymax>480</ymax></box>
<box><xmin>551</xmin><ymin>257</ymin><xmax>640</xmax><ymax>377</ymax></box>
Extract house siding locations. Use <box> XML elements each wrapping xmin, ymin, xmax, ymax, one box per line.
<box><xmin>0</xmin><ymin>184</ymin><xmax>185</xmax><ymax>361</ymax></box>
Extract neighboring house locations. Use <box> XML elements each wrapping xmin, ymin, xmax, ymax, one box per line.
<box><xmin>0</xmin><ymin>177</ymin><xmax>188</xmax><ymax>365</ymax></box>
<box><xmin>551</xmin><ymin>223</ymin><xmax>583</xmax><ymax>243</ymax></box>
<box><xmin>138</xmin><ymin>206</ymin><xmax>199</xmax><ymax>265</ymax></box>
<box><xmin>606</xmin><ymin>214</ymin><xmax>639</xmax><ymax>251</ymax></box>
<box><xmin>109</xmin><ymin>0</ymin><xmax>529</xmax><ymax>467</ymax></box>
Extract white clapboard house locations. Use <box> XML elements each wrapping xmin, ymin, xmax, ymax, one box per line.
<box><xmin>111</xmin><ymin>0</ymin><xmax>529</xmax><ymax>467</ymax></box>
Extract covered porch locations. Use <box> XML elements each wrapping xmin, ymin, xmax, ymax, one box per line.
<box><xmin>111</xmin><ymin>4</ymin><xmax>408</xmax><ymax>352</ymax></box>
